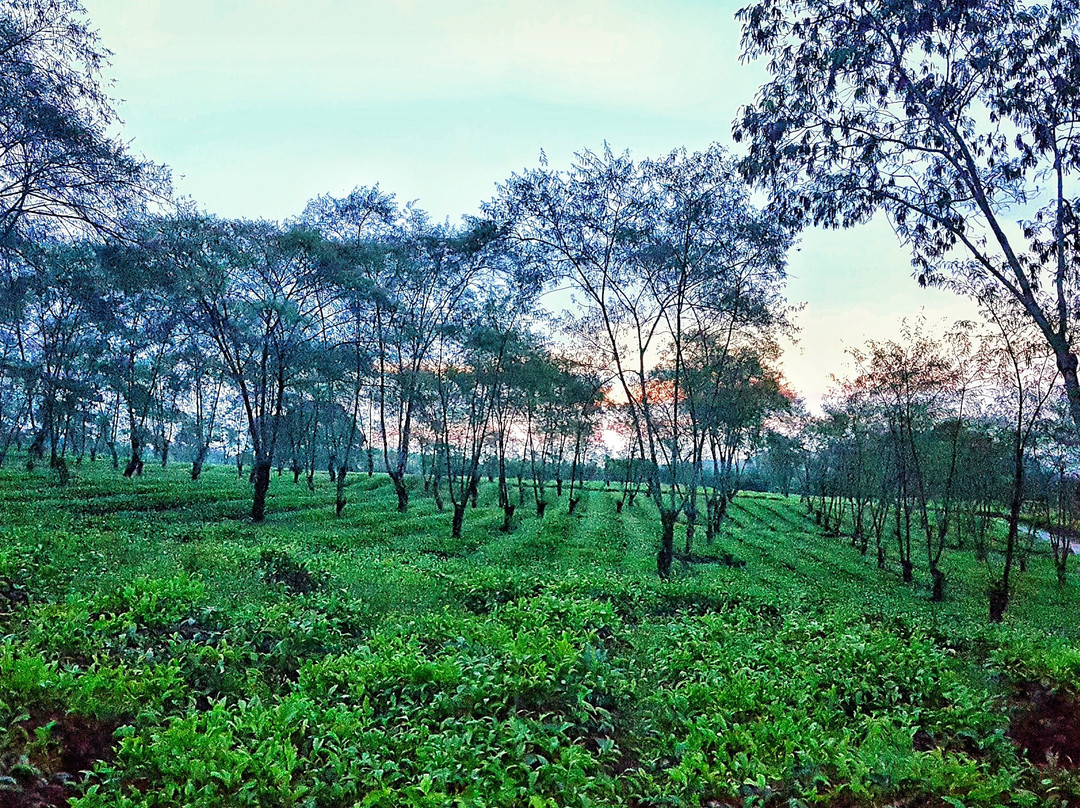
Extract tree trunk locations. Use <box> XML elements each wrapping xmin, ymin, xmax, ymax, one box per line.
<box><xmin>28</xmin><ymin>429</ymin><xmax>45</xmax><ymax>462</ymax></box>
<box><xmin>160</xmin><ymin>440</ymin><xmax>170</xmax><ymax>468</ymax></box>
<box><xmin>615</xmin><ymin>499</ymin><xmax>624</xmax><ymax>514</ymax></box>
<box><xmin>901</xmin><ymin>560</ymin><xmax>914</xmax><ymax>583</ymax></box>
<box><xmin>991</xmin><ymin>440</ymin><xmax>1025</xmax><ymax>623</ymax></box>
<box><xmin>536</xmin><ymin>500</ymin><xmax>547</xmax><ymax>518</ymax></box>
<box><xmin>988</xmin><ymin>582</ymin><xmax>1009</xmax><ymax>623</ymax></box>
<box><xmin>336</xmin><ymin>465</ymin><xmax>347</xmax><ymax>517</ymax></box>
<box><xmin>685</xmin><ymin>504</ymin><xmax>697</xmax><ymax>555</ymax></box>
<box><xmin>930</xmin><ymin>567</ymin><xmax>945</xmax><ymax>603</ymax></box>
<box><xmin>657</xmin><ymin>508</ymin><xmax>677</xmax><ymax>579</ymax></box>
<box><xmin>51</xmin><ymin>455</ymin><xmax>69</xmax><ymax>486</ymax></box>
<box><xmin>1055</xmin><ymin>345</ymin><xmax>1080</xmax><ymax>435</ymax></box>
<box><xmin>391</xmin><ymin>472</ymin><xmax>408</xmax><ymax>512</ymax></box>
<box><xmin>251</xmin><ymin>460</ymin><xmax>272</xmax><ymax>522</ymax></box>
<box><xmin>191</xmin><ymin>444</ymin><xmax>208</xmax><ymax>481</ymax></box>
<box><xmin>500</xmin><ymin>503</ymin><xmax>515</xmax><ymax>533</ymax></box>
<box><xmin>123</xmin><ymin>440</ymin><xmax>142</xmax><ymax>478</ymax></box>
<box><xmin>451</xmin><ymin>502</ymin><xmax>466</xmax><ymax>539</ymax></box>
<box><xmin>568</xmin><ymin>497</ymin><xmax>579</xmax><ymax>514</ymax></box>
<box><xmin>432</xmin><ymin>477</ymin><xmax>443</xmax><ymax>511</ymax></box>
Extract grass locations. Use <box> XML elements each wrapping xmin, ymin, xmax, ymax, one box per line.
<box><xmin>1</xmin><ymin>459</ymin><xmax>1079</xmax><ymax>807</ymax></box>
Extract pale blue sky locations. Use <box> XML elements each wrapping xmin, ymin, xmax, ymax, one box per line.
<box><xmin>84</xmin><ymin>0</ymin><xmax>977</xmax><ymax>406</ymax></box>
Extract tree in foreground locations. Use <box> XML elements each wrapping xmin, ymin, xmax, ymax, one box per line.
<box><xmin>735</xmin><ymin>0</ymin><xmax>1080</xmax><ymax>434</ymax></box>
<box><xmin>0</xmin><ymin>0</ymin><xmax>167</xmax><ymax>252</ymax></box>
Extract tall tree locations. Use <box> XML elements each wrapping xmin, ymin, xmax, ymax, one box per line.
<box><xmin>735</xmin><ymin>0</ymin><xmax>1080</xmax><ymax>433</ymax></box>
<box><xmin>976</xmin><ymin>290</ymin><xmax>1059</xmax><ymax>621</ymax></box>
<box><xmin>154</xmin><ymin>216</ymin><xmax>337</xmax><ymax>520</ymax></box>
<box><xmin>0</xmin><ymin>0</ymin><xmax>166</xmax><ymax>251</ymax></box>
<box><xmin>496</xmin><ymin>145</ymin><xmax>790</xmax><ymax>577</ymax></box>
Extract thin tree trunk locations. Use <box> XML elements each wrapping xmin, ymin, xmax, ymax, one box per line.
<box><xmin>336</xmin><ymin>465</ymin><xmax>347</xmax><ymax>517</ymax></box>
<box><xmin>657</xmin><ymin>508</ymin><xmax>677</xmax><ymax>579</ymax></box>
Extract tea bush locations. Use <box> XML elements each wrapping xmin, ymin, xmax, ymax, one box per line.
<box><xmin>0</xmin><ymin>462</ymin><xmax>1075</xmax><ymax>806</ymax></box>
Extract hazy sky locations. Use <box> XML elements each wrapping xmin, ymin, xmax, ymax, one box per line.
<box><xmin>83</xmin><ymin>0</ymin><xmax>978</xmax><ymax>407</ymax></box>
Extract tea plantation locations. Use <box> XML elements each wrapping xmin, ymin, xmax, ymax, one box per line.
<box><xmin>1</xmin><ymin>463</ymin><xmax>1079</xmax><ymax>807</ymax></box>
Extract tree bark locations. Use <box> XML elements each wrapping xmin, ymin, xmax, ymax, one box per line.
<box><xmin>451</xmin><ymin>502</ymin><xmax>466</xmax><ymax>539</ymax></box>
<box><xmin>191</xmin><ymin>444</ymin><xmax>208</xmax><ymax>481</ymax></box>
<box><xmin>336</xmin><ymin>465</ymin><xmax>347</xmax><ymax>517</ymax></box>
<box><xmin>989</xmin><ymin>582</ymin><xmax>1009</xmax><ymax>623</ymax></box>
<box><xmin>930</xmin><ymin>567</ymin><xmax>945</xmax><ymax>603</ymax></box>
<box><xmin>685</xmin><ymin>504</ymin><xmax>697</xmax><ymax>555</ymax></box>
<box><xmin>390</xmin><ymin>471</ymin><xmax>408</xmax><ymax>512</ymax></box>
<box><xmin>123</xmin><ymin>438</ymin><xmax>142</xmax><ymax>478</ymax></box>
<box><xmin>251</xmin><ymin>460</ymin><xmax>272</xmax><ymax>522</ymax></box>
<box><xmin>657</xmin><ymin>508</ymin><xmax>677</xmax><ymax>579</ymax></box>
<box><xmin>500</xmin><ymin>503</ymin><xmax>515</xmax><ymax>532</ymax></box>
<box><xmin>1054</xmin><ymin>345</ymin><xmax>1080</xmax><ymax>435</ymax></box>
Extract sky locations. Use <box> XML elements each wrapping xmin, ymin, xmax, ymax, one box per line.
<box><xmin>83</xmin><ymin>0</ymin><xmax>980</xmax><ymax>409</ymax></box>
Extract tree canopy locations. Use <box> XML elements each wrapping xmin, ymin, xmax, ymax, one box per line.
<box><xmin>735</xmin><ymin>0</ymin><xmax>1080</xmax><ymax>432</ymax></box>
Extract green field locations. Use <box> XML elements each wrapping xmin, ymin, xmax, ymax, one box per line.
<box><xmin>1</xmin><ymin>463</ymin><xmax>1079</xmax><ymax>807</ymax></box>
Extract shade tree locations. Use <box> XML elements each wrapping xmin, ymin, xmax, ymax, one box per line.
<box><xmin>0</xmin><ymin>0</ymin><xmax>168</xmax><ymax>252</ymax></box>
<box><xmin>495</xmin><ymin>144</ymin><xmax>791</xmax><ymax>577</ymax></box>
<box><xmin>735</xmin><ymin>0</ymin><xmax>1080</xmax><ymax>435</ymax></box>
